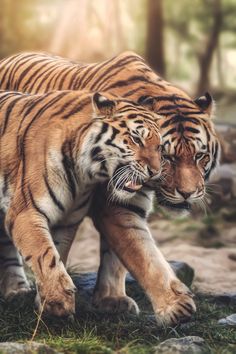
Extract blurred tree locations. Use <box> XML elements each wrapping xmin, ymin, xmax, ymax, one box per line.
<box><xmin>196</xmin><ymin>0</ymin><xmax>223</xmax><ymax>96</ymax></box>
<box><xmin>146</xmin><ymin>0</ymin><xmax>165</xmax><ymax>76</ymax></box>
<box><xmin>165</xmin><ymin>0</ymin><xmax>236</xmax><ymax>95</ymax></box>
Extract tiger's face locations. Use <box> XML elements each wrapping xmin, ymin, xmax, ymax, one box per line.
<box><xmin>138</xmin><ymin>93</ymin><xmax>220</xmax><ymax>209</ymax></box>
<box><xmin>84</xmin><ymin>93</ymin><xmax>162</xmax><ymax>201</ymax></box>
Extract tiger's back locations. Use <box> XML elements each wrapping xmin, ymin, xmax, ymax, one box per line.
<box><xmin>0</xmin><ymin>51</ymin><xmax>183</xmax><ymax>98</ymax></box>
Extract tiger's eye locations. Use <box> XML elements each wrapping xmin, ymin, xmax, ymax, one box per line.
<box><xmin>195</xmin><ymin>152</ymin><xmax>204</xmax><ymax>160</ymax></box>
<box><xmin>163</xmin><ymin>154</ymin><xmax>175</xmax><ymax>162</ymax></box>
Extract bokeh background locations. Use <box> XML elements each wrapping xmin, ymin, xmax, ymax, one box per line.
<box><xmin>0</xmin><ymin>0</ymin><xmax>235</xmax><ymax>295</ymax></box>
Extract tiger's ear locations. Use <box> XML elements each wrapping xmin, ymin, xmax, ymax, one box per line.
<box><xmin>92</xmin><ymin>92</ymin><xmax>116</xmax><ymax>117</ymax></box>
<box><xmin>194</xmin><ymin>92</ymin><xmax>214</xmax><ymax>115</ymax></box>
<box><xmin>137</xmin><ymin>95</ymin><xmax>156</xmax><ymax>111</ymax></box>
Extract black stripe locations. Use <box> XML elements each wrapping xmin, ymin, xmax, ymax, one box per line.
<box><xmin>90</xmin><ymin>55</ymin><xmax>143</xmax><ymax>91</ymax></box>
<box><xmin>23</xmin><ymin>61</ymin><xmax>54</xmax><ymax>92</ymax></box>
<box><xmin>158</xmin><ymin>104</ymin><xmax>197</xmax><ymax>112</ymax></box>
<box><xmin>203</xmin><ymin>124</ymin><xmax>211</xmax><ymax>141</ymax></box>
<box><xmin>80</xmin><ymin>55</ymin><xmax>122</xmax><ymax>90</ymax></box>
<box><xmin>162</xmin><ymin>127</ymin><xmax>176</xmax><ymax>137</ymax></box>
<box><xmin>37</xmin><ymin>256</ymin><xmax>43</xmax><ymax>273</ymax></box>
<box><xmin>25</xmin><ymin>255</ymin><xmax>32</xmax><ymax>262</ymax></box>
<box><xmin>94</xmin><ymin>122</ymin><xmax>109</xmax><ymax>144</ymax></box>
<box><xmin>51</xmin><ymin>95</ymin><xmax>80</xmax><ymax>117</ymax></box>
<box><xmin>61</xmin><ymin>143</ymin><xmax>77</xmax><ymax>200</ymax></box>
<box><xmin>53</xmin><ymin>65</ymin><xmax>75</xmax><ymax>89</ymax></box>
<box><xmin>3</xmin><ymin>262</ymin><xmax>23</xmax><ymax>268</ymax></box>
<box><xmin>61</xmin><ymin>66</ymin><xmax>81</xmax><ymax>89</ymax></box>
<box><xmin>49</xmin><ymin>256</ymin><xmax>56</xmax><ymax>268</ymax></box>
<box><xmin>34</xmin><ymin>62</ymin><xmax>66</xmax><ymax>93</ymax></box>
<box><xmin>171</xmin><ymin>115</ymin><xmax>200</xmax><ymax>125</ymax></box>
<box><xmin>73</xmin><ymin>64</ymin><xmax>93</xmax><ymax>89</ymax></box>
<box><xmin>28</xmin><ymin>187</ymin><xmax>50</xmax><ymax>224</ymax></box>
<box><xmin>14</xmin><ymin>58</ymin><xmax>49</xmax><ymax>90</ymax></box>
<box><xmin>45</xmin><ymin>63</ymin><xmax>68</xmax><ymax>91</ymax></box>
<box><xmin>27</xmin><ymin>61</ymin><xmax>58</xmax><ymax>92</ymax></box>
<box><xmin>43</xmin><ymin>174</ymin><xmax>65</xmax><ymax>212</ymax></box>
<box><xmin>0</xmin><ymin>53</ymin><xmax>21</xmax><ymax>76</ymax></box>
<box><xmin>104</xmin><ymin>75</ymin><xmax>164</xmax><ymax>91</ymax></box>
<box><xmin>0</xmin><ymin>95</ymin><xmax>23</xmax><ymax>136</ymax></box>
<box><xmin>96</xmin><ymin>172</ymin><xmax>108</xmax><ymax>178</ymax></box>
<box><xmin>116</xmin><ymin>202</ymin><xmax>146</xmax><ymax>218</ymax></box>
<box><xmin>62</xmin><ymin>97</ymin><xmax>91</xmax><ymax>119</ymax></box>
<box><xmin>161</xmin><ymin>115</ymin><xmax>199</xmax><ymax>128</ymax></box>
<box><xmin>91</xmin><ymin>146</ymin><xmax>102</xmax><ymax>160</ymax></box>
<box><xmin>94</xmin><ymin>56</ymin><xmax>144</xmax><ymax>91</ymax></box>
<box><xmin>20</xmin><ymin>93</ymin><xmax>66</xmax><ymax>201</ymax></box>
<box><xmin>154</xmin><ymin>95</ymin><xmax>193</xmax><ymax>104</ymax></box>
<box><xmin>105</xmin><ymin>140</ymin><xmax>126</xmax><ymax>154</ymax></box>
<box><xmin>75</xmin><ymin>195</ymin><xmax>91</xmax><ymax>210</ymax></box>
<box><xmin>2</xmin><ymin>54</ymin><xmax>37</xmax><ymax>89</ymax></box>
<box><xmin>185</xmin><ymin>127</ymin><xmax>200</xmax><ymax>134</ymax></box>
<box><xmin>124</xmin><ymin>86</ymin><xmax>147</xmax><ymax>98</ymax></box>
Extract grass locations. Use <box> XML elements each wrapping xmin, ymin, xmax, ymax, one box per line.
<box><xmin>0</xmin><ymin>280</ymin><xmax>235</xmax><ymax>354</ymax></box>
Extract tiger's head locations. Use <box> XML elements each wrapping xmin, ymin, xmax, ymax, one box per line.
<box><xmin>138</xmin><ymin>93</ymin><xmax>220</xmax><ymax>209</ymax></box>
<box><xmin>81</xmin><ymin>92</ymin><xmax>162</xmax><ymax>201</ymax></box>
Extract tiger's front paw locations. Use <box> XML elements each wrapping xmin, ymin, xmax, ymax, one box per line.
<box><xmin>35</xmin><ymin>271</ymin><xmax>77</xmax><ymax>317</ymax></box>
<box><xmin>0</xmin><ymin>272</ymin><xmax>32</xmax><ymax>301</ymax></box>
<box><xmin>93</xmin><ymin>295</ymin><xmax>140</xmax><ymax>315</ymax></box>
<box><xmin>155</xmin><ymin>279</ymin><xmax>196</xmax><ymax>326</ymax></box>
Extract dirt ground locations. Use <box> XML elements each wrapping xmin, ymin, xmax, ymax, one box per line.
<box><xmin>67</xmin><ymin>213</ymin><xmax>236</xmax><ymax>295</ymax></box>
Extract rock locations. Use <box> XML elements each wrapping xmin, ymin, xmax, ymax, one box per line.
<box><xmin>218</xmin><ymin>313</ymin><xmax>236</xmax><ymax>327</ymax></box>
<box><xmin>209</xmin><ymin>163</ymin><xmax>236</xmax><ymax>209</ymax></box>
<box><xmin>207</xmin><ymin>293</ymin><xmax>236</xmax><ymax>306</ymax></box>
<box><xmin>217</xmin><ymin>126</ymin><xmax>236</xmax><ymax>164</ymax></box>
<box><xmin>0</xmin><ymin>341</ymin><xmax>59</xmax><ymax>354</ymax></box>
<box><xmin>154</xmin><ymin>336</ymin><xmax>210</xmax><ymax>354</ymax></box>
<box><xmin>71</xmin><ymin>260</ymin><xmax>194</xmax><ymax>301</ymax></box>
<box><xmin>161</xmin><ymin>245</ymin><xmax>236</xmax><ymax>295</ymax></box>
<box><xmin>168</xmin><ymin>261</ymin><xmax>194</xmax><ymax>287</ymax></box>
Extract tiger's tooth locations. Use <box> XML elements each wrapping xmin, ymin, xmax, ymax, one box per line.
<box><xmin>124</xmin><ymin>181</ymin><xmax>142</xmax><ymax>190</ymax></box>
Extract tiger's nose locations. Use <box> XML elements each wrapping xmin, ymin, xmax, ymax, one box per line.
<box><xmin>176</xmin><ymin>188</ymin><xmax>194</xmax><ymax>200</ymax></box>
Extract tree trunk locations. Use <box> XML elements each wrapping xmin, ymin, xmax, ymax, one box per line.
<box><xmin>146</xmin><ymin>0</ymin><xmax>166</xmax><ymax>76</ymax></box>
<box><xmin>216</xmin><ymin>41</ymin><xmax>225</xmax><ymax>89</ymax></box>
<box><xmin>196</xmin><ymin>0</ymin><xmax>223</xmax><ymax>96</ymax></box>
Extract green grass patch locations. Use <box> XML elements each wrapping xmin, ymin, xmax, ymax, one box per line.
<box><xmin>0</xmin><ymin>285</ymin><xmax>235</xmax><ymax>353</ymax></box>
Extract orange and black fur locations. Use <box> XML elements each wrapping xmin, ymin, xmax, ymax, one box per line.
<box><xmin>0</xmin><ymin>89</ymin><xmax>162</xmax><ymax>316</ymax></box>
<box><xmin>0</xmin><ymin>51</ymin><xmax>220</xmax><ymax>325</ymax></box>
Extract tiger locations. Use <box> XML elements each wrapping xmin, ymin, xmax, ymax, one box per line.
<box><xmin>0</xmin><ymin>88</ymin><xmax>163</xmax><ymax>317</ymax></box>
<box><xmin>0</xmin><ymin>51</ymin><xmax>220</xmax><ymax>325</ymax></box>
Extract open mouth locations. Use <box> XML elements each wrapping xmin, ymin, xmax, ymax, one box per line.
<box><xmin>111</xmin><ymin>165</ymin><xmax>144</xmax><ymax>193</ymax></box>
<box><xmin>123</xmin><ymin>181</ymin><xmax>143</xmax><ymax>193</ymax></box>
<box><xmin>155</xmin><ymin>190</ymin><xmax>191</xmax><ymax>210</ymax></box>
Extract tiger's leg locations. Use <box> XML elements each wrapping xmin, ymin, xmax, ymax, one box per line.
<box><xmin>5</xmin><ymin>208</ymin><xmax>76</xmax><ymax>317</ymax></box>
<box><xmin>92</xmin><ymin>197</ymin><xmax>196</xmax><ymax>325</ymax></box>
<box><xmin>0</xmin><ymin>225</ymin><xmax>30</xmax><ymax>300</ymax></box>
<box><xmin>93</xmin><ymin>235</ymin><xmax>139</xmax><ymax>314</ymax></box>
<box><xmin>52</xmin><ymin>225</ymin><xmax>79</xmax><ymax>265</ymax></box>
